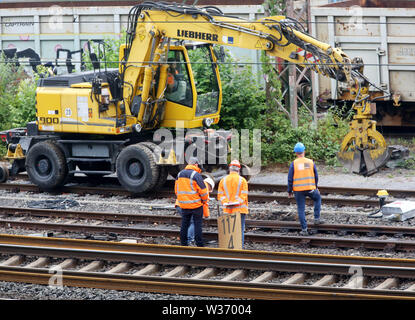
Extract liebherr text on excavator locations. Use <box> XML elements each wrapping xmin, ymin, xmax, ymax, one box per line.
<box><xmin>0</xmin><ymin>1</ymin><xmax>390</xmax><ymax>192</ymax></box>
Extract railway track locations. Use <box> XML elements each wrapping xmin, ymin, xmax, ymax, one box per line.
<box><xmin>9</xmin><ymin>173</ymin><xmax>415</xmax><ymax>198</ymax></box>
<box><xmin>1</xmin><ymin>234</ymin><xmax>415</xmax><ymax>299</ymax></box>
<box><xmin>2</xmin><ymin>206</ymin><xmax>415</xmax><ymax>252</ymax></box>
<box><xmin>0</xmin><ymin>182</ymin><xmax>392</xmax><ymax>208</ymax></box>
<box><xmin>2</xmin><ymin>206</ymin><xmax>415</xmax><ymax>237</ymax></box>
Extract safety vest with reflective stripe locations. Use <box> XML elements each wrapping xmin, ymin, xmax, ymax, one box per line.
<box><xmin>177</xmin><ymin>183</ymin><xmax>210</xmax><ymax>217</ymax></box>
<box><xmin>292</xmin><ymin>157</ymin><xmax>316</xmax><ymax>191</ymax></box>
<box><xmin>203</xmin><ymin>182</ymin><xmax>211</xmax><ymax>218</ymax></box>
<box><xmin>175</xmin><ymin>165</ymin><xmax>209</xmax><ymax>209</ymax></box>
<box><xmin>217</xmin><ymin>172</ymin><xmax>248</xmax><ymax>214</ymax></box>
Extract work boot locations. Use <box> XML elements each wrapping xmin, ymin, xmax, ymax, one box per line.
<box><xmin>314</xmin><ymin>218</ymin><xmax>325</xmax><ymax>225</ymax></box>
<box><xmin>299</xmin><ymin>229</ymin><xmax>309</xmax><ymax>236</ymax></box>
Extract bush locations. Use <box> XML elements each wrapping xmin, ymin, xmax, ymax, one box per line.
<box><xmin>10</xmin><ymin>77</ymin><xmax>37</xmax><ymax>127</ymax></box>
<box><xmin>0</xmin><ymin>55</ymin><xmax>39</xmax><ymax>158</ymax></box>
<box><xmin>215</xmin><ymin>53</ymin><xmax>267</xmax><ymax>130</ymax></box>
<box><xmin>0</xmin><ymin>56</ymin><xmax>29</xmax><ymax>130</ymax></box>
<box><xmin>260</xmin><ymin>108</ymin><xmax>351</xmax><ymax>166</ymax></box>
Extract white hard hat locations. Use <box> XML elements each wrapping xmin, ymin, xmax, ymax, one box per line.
<box><xmin>229</xmin><ymin>159</ymin><xmax>241</xmax><ymax>168</ymax></box>
<box><xmin>204</xmin><ymin>177</ymin><xmax>215</xmax><ymax>190</ymax></box>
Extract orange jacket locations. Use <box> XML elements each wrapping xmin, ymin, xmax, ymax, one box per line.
<box><xmin>217</xmin><ymin>172</ymin><xmax>248</xmax><ymax>214</ymax></box>
<box><xmin>176</xmin><ymin>184</ymin><xmax>210</xmax><ymax>218</ymax></box>
<box><xmin>167</xmin><ymin>69</ymin><xmax>179</xmax><ymax>85</ymax></box>
<box><xmin>292</xmin><ymin>157</ymin><xmax>316</xmax><ymax>191</ymax></box>
<box><xmin>202</xmin><ymin>181</ymin><xmax>211</xmax><ymax>218</ymax></box>
<box><xmin>174</xmin><ymin>165</ymin><xmax>209</xmax><ymax>210</ymax></box>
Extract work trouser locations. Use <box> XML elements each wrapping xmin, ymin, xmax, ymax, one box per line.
<box><xmin>294</xmin><ymin>189</ymin><xmax>321</xmax><ymax>230</ymax></box>
<box><xmin>241</xmin><ymin>213</ymin><xmax>246</xmax><ymax>249</ymax></box>
<box><xmin>176</xmin><ymin>207</ymin><xmax>195</xmax><ymax>244</ymax></box>
<box><xmin>180</xmin><ymin>206</ymin><xmax>204</xmax><ymax>247</ymax></box>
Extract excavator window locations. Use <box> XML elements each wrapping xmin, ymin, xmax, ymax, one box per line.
<box><xmin>189</xmin><ymin>46</ymin><xmax>220</xmax><ymax>117</ymax></box>
<box><xmin>165</xmin><ymin>51</ymin><xmax>193</xmax><ymax>107</ymax></box>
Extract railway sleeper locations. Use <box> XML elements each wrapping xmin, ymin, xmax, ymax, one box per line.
<box><xmin>383</xmin><ymin>243</ymin><xmax>397</xmax><ymax>252</ymax></box>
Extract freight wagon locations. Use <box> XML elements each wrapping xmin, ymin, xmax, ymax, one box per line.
<box><xmin>311</xmin><ymin>0</ymin><xmax>415</xmax><ymax>128</ymax></box>
<box><xmin>0</xmin><ymin>0</ymin><xmax>264</xmax><ymax>75</ymax></box>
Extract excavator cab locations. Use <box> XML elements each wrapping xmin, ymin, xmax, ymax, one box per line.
<box><xmin>159</xmin><ymin>43</ymin><xmax>222</xmax><ymax>129</ymax></box>
<box><xmin>119</xmin><ymin>42</ymin><xmax>222</xmax><ymax>130</ymax></box>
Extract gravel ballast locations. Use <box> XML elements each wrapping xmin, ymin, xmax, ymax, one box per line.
<box><xmin>0</xmin><ymin>166</ymin><xmax>414</xmax><ymax>299</ymax></box>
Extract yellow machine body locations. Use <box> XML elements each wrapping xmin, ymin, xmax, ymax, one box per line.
<box><xmin>3</xmin><ymin>2</ymin><xmax>391</xmax><ymax>194</ymax></box>
<box><xmin>36</xmin><ymin>44</ymin><xmax>221</xmax><ymax>135</ymax></box>
<box><xmin>36</xmin><ymin>85</ymin><xmax>134</xmax><ymax>135</ymax></box>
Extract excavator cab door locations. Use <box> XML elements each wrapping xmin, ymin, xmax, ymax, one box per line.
<box><xmin>161</xmin><ymin>44</ymin><xmax>221</xmax><ymax>129</ymax></box>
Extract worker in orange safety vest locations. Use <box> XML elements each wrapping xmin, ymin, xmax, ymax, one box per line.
<box><xmin>175</xmin><ymin>157</ymin><xmax>209</xmax><ymax>247</ymax></box>
<box><xmin>180</xmin><ymin>177</ymin><xmax>215</xmax><ymax>245</ymax></box>
<box><xmin>217</xmin><ymin>159</ymin><xmax>248</xmax><ymax>247</ymax></box>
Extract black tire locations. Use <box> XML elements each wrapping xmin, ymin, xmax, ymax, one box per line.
<box><xmin>168</xmin><ymin>165</ymin><xmax>185</xmax><ymax>179</ymax></box>
<box><xmin>0</xmin><ymin>164</ymin><xmax>9</xmax><ymax>183</ymax></box>
<box><xmin>153</xmin><ymin>165</ymin><xmax>168</xmax><ymax>190</ymax></box>
<box><xmin>139</xmin><ymin>142</ymin><xmax>168</xmax><ymax>190</ymax></box>
<box><xmin>116</xmin><ymin>143</ymin><xmax>159</xmax><ymax>193</ymax></box>
<box><xmin>25</xmin><ymin>140</ymin><xmax>68</xmax><ymax>190</ymax></box>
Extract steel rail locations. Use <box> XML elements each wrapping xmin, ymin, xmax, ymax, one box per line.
<box><xmin>12</xmin><ymin>173</ymin><xmax>415</xmax><ymax>198</ymax></box>
<box><xmin>246</xmin><ymin>183</ymin><xmax>415</xmax><ymax>198</ymax></box>
<box><xmin>1</xmin><ymin>236</ymin><xmax>415</xmax><ymax>299</ymax></box>
<box><xmin>2</xmin><ymin>206</ymin><xmax>415</xmax><ymax>237</ymax></box>
<box><xmin>2</xmin><ymin>243</ymin><xmax>415</xmax><ymax>278</ymax></box>
<box><xmin>1</xmin><ymin>234</ymin><xmax>415</xmax><ymax>267</ymax></box>
<box><xmin>0</xmin><ymin>183</ymin><xmax>381</xmax><ymax>207</ymax></box>
<box><xmin>0</xmin><ymin>265</ymin><xmax>413</xmax><ymax>300</ymax></box>
<box><xmin>1</xmin><ymin>219</ymin><xmax>415</xmax><ymax>252</ymax></box>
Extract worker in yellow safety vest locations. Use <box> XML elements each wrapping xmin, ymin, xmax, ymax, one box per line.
<box><xmin>287</xmin><ymin>142</ymin><xmax>324</xmax><ymax>236</ymax></box>
<box><xmin>217</xmin><ymin>160</ymin><xmax>248</xmax><ymax>247</ymax></box>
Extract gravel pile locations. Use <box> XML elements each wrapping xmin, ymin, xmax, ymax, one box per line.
<box><xmin>0</xmin><ymin>281</ymin><xmax>225</xmax><ymax>300</ymax></box>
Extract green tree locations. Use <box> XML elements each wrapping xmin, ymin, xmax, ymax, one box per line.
<box><xmin>0</xmin><ymin>55</ymin><xmax>30</xmax><ymax>130</ymax></box>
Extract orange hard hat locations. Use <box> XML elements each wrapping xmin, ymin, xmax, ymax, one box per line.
<box><xmin>229</xmin><ymin>159</ymin><xmax>241</xmax><ymax>168</ymax></box>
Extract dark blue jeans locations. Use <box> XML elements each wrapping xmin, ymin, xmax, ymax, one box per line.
<box><xmin>176</xmin><ymin>207</ymin><xmax>194</xmax><ymax>244</ymax></box>
<box><xmin>294</xmin><ymin>189</ymin><xmax>321</xmax><ymax>230</ymax></box>
<box><xmin>241</xmin><ymin>213</ymin><xmax>246</xmax><ymax>249</ymax></box>
<box><xmin>180</xmin><ymin>206</ymin><xmax>204</xmax><ymax>247</ymax></box>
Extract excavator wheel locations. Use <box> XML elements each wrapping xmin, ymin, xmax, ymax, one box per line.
<box><xmin>139</xmin><ymin>142</ymin><xmax>168</xmax><ymax>190</ymax></box>
<box><xmin>0</xmin><ymin>163</ymin><xmax>9</xmax><ymax>183</ymax></box>
<box><xmin>116</xmin><ymin>143</ymin><xmax>159</xmax><ymax>193</ymax></box>
<box><xmin>25</xmin><ymin>140</ymin><xmax>68</xmax><ymax>190</ymax></box>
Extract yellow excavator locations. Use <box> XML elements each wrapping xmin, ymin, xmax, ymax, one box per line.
<box><xmin>0</xmin><ymin>1</ymin><xmax>389</xmax><ymax>192</ymax></box>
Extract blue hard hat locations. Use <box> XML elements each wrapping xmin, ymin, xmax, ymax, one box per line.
<box><xmin>294</xmin><ymin>142</ymin><xmax>305</xmax><ymax>153</ymax></box>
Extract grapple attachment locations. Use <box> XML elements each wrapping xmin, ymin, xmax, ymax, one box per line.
<box><xmin>337</xmin><ymin>114</ymin><xmax>390</xmax><ymax>176</ymax></box>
